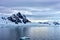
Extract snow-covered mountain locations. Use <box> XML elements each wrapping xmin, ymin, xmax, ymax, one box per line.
<box><xmin>0</xmin><ymin>7</ymin><xmax>60</xmax><ymax>26</ymax></box>
<box><xmin>0</xmin><ymin>12</ymin><xmax>31</xmax><ymax>24</ymax></box>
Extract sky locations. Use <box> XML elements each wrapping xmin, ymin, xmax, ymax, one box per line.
<box><xmin>0</xmin><ymin>0</ymin><xmax>60</xmax><ymax>7</ymax></box>
<box><xmin>0</xmin><ymin>0</ymin><xmax>60</xmax><ymax>22</ymax></box>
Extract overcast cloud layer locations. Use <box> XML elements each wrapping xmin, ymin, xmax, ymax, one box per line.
<box><xmin>0</xmin><ymin>0</ymin><xmax>60</xmax><ymax>8</ymax></box>
<box><xmin>0</xmin><ymin>0</ymin><xmax>60</xmax><ymax>21</ymax></box>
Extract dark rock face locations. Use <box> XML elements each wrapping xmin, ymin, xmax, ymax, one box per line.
<box><xmin>38</xmin><ymin>22</ymin><xmax>49</xmax><ymax>24</ymax></box>
<box><xmin>43</xmin><ymin>22</ymin><xmax>49</xmax><ymax>24</ymax></box>
<box><xmin>38</xmin><ymin>22</ymin><xmax>51</xmax><ymax>25</ymax></box>
<box><xmin>16</xmin><ymin>12</ymin><xmax>23</xmax><ymax>19</ymax></box>
<box><xmin>7</xmin><ymin>12</ymin><xmax>31</xmax><ymax>24</ymax></box>
<box><xmin>23</xmin><ymin>18</ymin><xmax>31</xmax><ymax>24</ymax></box>
<box><xmin>53</xmin><ymin>22</ymin><xmax>60</xmax><ymax>25</ymax></box>
<box><xmin>1</xmin><ymin>17</ymin><xmax>6</xmax><ymax>20</ymax></box>
<box><xmin>7</xmin><ymin>16</ymin><xmax>16</xmax><ymax>22</ymax></box>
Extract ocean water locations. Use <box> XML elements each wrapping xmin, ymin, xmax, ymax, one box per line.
<box><xmin>18</xmin><ymin>24</ymin><xmax>60</xmax><ymax>40</ymax></box>
<box><xmin>29</xmin><ymin>26</ymin><xmax>60</xmax><ymax>40</ymax></box>
<box><xmin>0</xmin><ymin>23</ymin><xmax>60</xmax><ymax>40</ymax></box>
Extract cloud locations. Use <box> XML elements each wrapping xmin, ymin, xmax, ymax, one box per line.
<box><xmin>56</xmin><ymin>11</ymin><xmax>60</xmax><ymax>13</ymax></box>
<box><xmin>12</xmin><ymin>10</ymin><xmax>32</xmax><ymax>15</ymax></box>
<box><xmin>31</xmin><ymin>20</ymin><xmax>49</xmax><ymax>22</ymax></box>
<box><xmin>0</xmin><ymin>6</ymin><xmax>60</xmax><ymax>15</ymax></box>
<box><xmin>0</xmin><ymin>0</ymin><xmax>60</xmax><ymax>2</ymax></box>
<box><xmin>0</xmin><ymin>0</ymin><xmax>60</xmax><ymax>7</ymax></box>
<box><xmin>0</xmin><ymin>6</ymin><xmax>60</xmax><ymax>22</ymax></box>
<box><xmin>0</xmin><ymin>7</ymin><xmax>33</xmax><ymax>16</ymax></box>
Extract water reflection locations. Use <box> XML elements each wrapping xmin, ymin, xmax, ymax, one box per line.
<box><xmin>0</xmin><ymin>25</ymin><xmax>60</xmax><ymax>40</ymax></box>
<box><xmin>29</xmin><ymin>27</ymin><xmax>60</xmax><ymax>40</ymax></box>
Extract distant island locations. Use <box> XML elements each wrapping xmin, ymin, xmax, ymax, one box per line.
<box><xmin>1</xmin><ymin>12</ymin><xmax>31</xmax><ymax>24</ymax></box>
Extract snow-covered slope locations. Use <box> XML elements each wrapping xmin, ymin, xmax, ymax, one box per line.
<box><xmin>0</xmin><ymin>13</ymin><xmax>60</xmax><ymax>26</ymax></box>
<box><xmin>0</xmin><ymin>12</ymin><xmax>31</xmax><ymax>24</ymax></box>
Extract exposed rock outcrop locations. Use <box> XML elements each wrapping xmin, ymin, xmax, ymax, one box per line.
<box><xmin>7</xmin><ymin>12</ymin><xmax>31</xmax><ymax>24</ymax></box>
<box><xmin>53</xmin><ymin>22</ymin><xmax>60</xmax><ymax>25</ymax></box>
